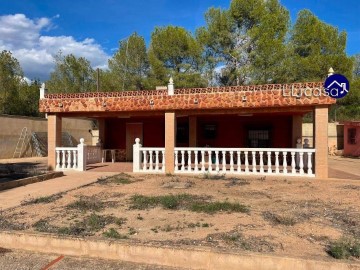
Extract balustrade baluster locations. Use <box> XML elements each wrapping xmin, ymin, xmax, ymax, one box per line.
<box><xmin>187</xmin><ymin>150</ymin><xmax>192</xmax><ymax>172</ymax></box>
<box><xmin>275</xmin><ymin>152</ymin><xmax>280</xmax><ymax>174</ymax></box>
<box><xmin>230</xmin><ymin>151</ymin><xmax>234</xmax><ymax>172</ymax></box>
<box><xmin>267</xmin><ymin>152</ymin><xmax>272</xmax><ymax>174</ymax></box>
<box><xmin>149</xmin><ymin>150</ymin><xmax>153</xmax><ymax>171</ymax></box>
<box><xmin>73</xmin><ymin>150</ymin><xmax>77</xmax><ymax>169</ymax></box>
<box><xmin>291</xmin><ymin>152</ymin><xmax>296</xmax><ymax>174</ymax></box>
<box><xmin>222</xmin><ymin>151</ymin><xmax>226</xmax><ymax>173</ymax></box>
<box><xmin>155</xmin><ymin>151</ymin><xmax>159</xmax><ymax>171</ymax></box>
<box><xmin>61</xmin><ymin>150</ymin><xmax>66</xmax><ymax>169</ymax></box>
<box><xmin>143</xmin><ymin>150</ymin><xmax>147</xmax><ymax>171</ymax></box>
<box><xmin>201</xmin><ymin>151</ymin><xmax>205</xmax><ymax>172</ymax></box>
<box><xmin>299</xmin><ymin>152</ymin><xmax>304</xmax><ymax>174</ymax></box>
<box><xmin>208</xmin><ymin>150</ymin><xmax>212</xmax><ymax>172</ymax></box>
<box><xmin>237</xmin><ymin>151</ymin><xmax>241</xmax><ymax>173</ymax></box>
<box><xmin>174</xmin><ymin>151</ymin><xmax>178</xmax><ymax>172</ymax></box>
<box><xmin>259</xmin><ymin>151</ymin><xmax>264</xmax><ymax>173</ymax></box>
<box><xmin>181</xmin><ymin>150</ymin><xmax>185</xmax><ymax>171</ymax></box>
<box><xmin>307</xmin><ymin>152</ymin><xmax>313</xmax><ymax>175</ymax></box>
<box><xmin>194</xmin><ymin>150</ymin><xmax>199</xmax><ymax>172</ymax></box>
<box><xmin>282</xmin><ymin>151</ymin><xmax>288</xmax><ymax>174</ymax></box>
<box><xmin>67</xmin><ymin>150</ymin><xmax>72</xmax><ymax>169</ymax></box>
<box><xmin>252</xmin><ymin>151</ymin><xmax>257</xmax><ymax>173</ymax></box>
<box><xmin>215</xmin><ymin>151</ymin><xmax>219</xmax><ymax>172</ymax></box>
<box><xmin>244</xmin><ymin>151</ymin><xmax>249</xmax><ymax>174</ymax></box>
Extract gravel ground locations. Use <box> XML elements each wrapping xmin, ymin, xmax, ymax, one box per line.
<box><xmin>0</xmin><ymin>248</ymin><xmax>187</xmax><ymax>270</ymax></box>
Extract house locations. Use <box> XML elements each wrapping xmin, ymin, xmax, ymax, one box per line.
<box><xmin>39</xmin><ymin>80</ymin><xmax>335</xmax><ymax>178</ymax></box>
<box><xmin>343</xmin><ymin>121</ymin><xmax>360</xmax><ymax>157</ymax></box>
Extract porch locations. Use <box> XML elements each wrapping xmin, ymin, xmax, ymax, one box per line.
<box><xmin>40</xmin><ymin>81</ymin><xmax>334</xmax><ymax>178</ymax></box>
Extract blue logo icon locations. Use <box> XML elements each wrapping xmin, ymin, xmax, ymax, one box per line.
<box><xmin>324</xmin><ymin>74</ymin><xmax>350</xmax><ymax>99</ymax></box>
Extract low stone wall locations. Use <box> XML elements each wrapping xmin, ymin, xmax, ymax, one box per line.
<box><xmin>0</xmin><ymin>171</ymin><xmax>63</xmax><ymax>191</ymax></box>
<box><xmin>0</xmin><ymin>231</ymin><xmax>358</xmax><ymax>270</ymax></box>
<box><xmin>0</xmin><ymin>115</ymin><xmax>93</xmax><ymax>159</ymax></box>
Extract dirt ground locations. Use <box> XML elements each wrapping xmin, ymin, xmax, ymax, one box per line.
<box><xmin>1</xmin><ymin>173</ymin><xmax>359</xmax><ymax>264</ymax></box>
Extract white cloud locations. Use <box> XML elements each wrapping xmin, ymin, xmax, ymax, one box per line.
<box><xmin>0</xmin><ymin>14</ymin><xmax>110</xmax><ymax>80</ymax></box>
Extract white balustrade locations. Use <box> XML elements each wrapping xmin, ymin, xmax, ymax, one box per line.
<box><xmin>55</xmin><ymin>137</ymin><xmax>89</xmax><ymax>171</ymax></box>
<box><xmin>132</xmin><ymin>138</ymin><xmax>316</xmax><ymax>177</ymax></box>
<box><xmin>173</xmin><ymin>147</ymin><xmax>316</xmax><ymax>177</ymax></box>
<box><xmin>55</xmin><ymin>147</ymin><xmax>78</xmax><ymax>171</ymax></box>
<box><xmin>138</xmin><ymin>147</ymin><xmax>166</xmax><ymax>173</ymax></box>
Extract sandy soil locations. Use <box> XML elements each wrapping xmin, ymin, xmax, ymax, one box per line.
<box><xmin>1</xmin><ymin>173</ymin><xmax>360</xmax><ymax>263</ymax></box>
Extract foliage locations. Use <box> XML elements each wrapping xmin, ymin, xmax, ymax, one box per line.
<box><xmin>46</xmin><ymin>52</ymin><xmax>96</xmax><ymax>93</ymax></box>
<box><xmin>327</xmin><ymin>237</ymin><xmax>360</xmax><ymax>259</ymax></box>
<box><xmin>149</xmin><ymin>26</ymin><xmax>207</xmax><ymax>88</ymax></box>
<box><xmin>289</xmin><ymin>10</ymin><xmax>353</xmax><ymax>82</ymax></box>
<box><xmin>197</xmin><ymin>0</ymin><xmax>290</xmax><ymax>85</ymax></box>
<box><xmin>103</xmin><ymin>228</ymin><xmax>128</xmax><ymax>239</ymax></box>
<box><xmin>108</xmin><ymin>32</ymin><xmax>149</xmax><ymax>90</ymax></box>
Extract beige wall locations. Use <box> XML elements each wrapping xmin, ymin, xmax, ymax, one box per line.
<box><xmin>0</xmin><ymin>114</ymin><xmax>93</xmax><ymax>159</ymax></box>
<box><xmin>302</xmin><ymin>122</ymin><xmax>344</xmax><ymax>150</ymax></box>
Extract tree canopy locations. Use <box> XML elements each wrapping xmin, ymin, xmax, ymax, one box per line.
<box><xmin>0</xmin><ymin>0</ymin><xmax>358</xmax><ymax>120</ymax></box>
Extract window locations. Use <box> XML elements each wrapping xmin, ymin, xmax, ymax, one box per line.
<box><xmin>203</xmin><ymin>124</ymin><xmax>217</xmax><ymax>140</ymax></box>
<box><xmin>348</xmin><ymin>128</ymin><xmax>357</xmax><ymax>145</ymax></box>
<box><xmin>248</xmin><ymin>129</ymin><xmax>270</xmax><ymax>147</ymax></box>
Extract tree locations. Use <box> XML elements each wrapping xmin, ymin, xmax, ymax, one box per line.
<box><xmin>247</xmin><ymin>0</ymin><xmax>290</xmax><ymax>83</ymax></box>
<box><xmin>197</xmin><ymin>0</ymin><xmax>290</xmax><ymax>86</ymax></box>
<box><xmin>0</xmin><ymin>50</ymin><xmax>24</xmax><ymax>114</ymax></box>
<box><xmin>149</xmin><ymin>26</ymin><xmax>206</xmax><ymax>88</ymax></box>
<box><xmin>289</xmin><ymin>9</ymin><xmax>353</xmax><ymax>82</ymax></box>
<box><xmin>47</xmin><ymin>52</ymin><xmax>95</xmax><ymax>93</ymax></box>
<box><xmin>18</xmin><ymin>80</ymin><xmax>41</xmax><ymax>117</ymax></box>
<box><xmin>108</xmin><ymin>33</ymin><xmax>149</xmax><ymax>90</ymax></box>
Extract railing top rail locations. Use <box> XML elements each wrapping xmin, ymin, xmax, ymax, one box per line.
<box><xmin>174</xmin><ymin>147</ymin><xmax>316</xmax><ymax>153</ymax></box>
<box><xmin>55</xmin><ymin>147</ymin><xmax>78</xmax><ymax>151</ymax></box>
<box><xmin>140</xmin><ymin>147</ymin><xmax>165</xmax><ymax>151</ymax></box>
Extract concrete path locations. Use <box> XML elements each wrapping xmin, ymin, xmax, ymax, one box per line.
<box><xmin>0</xmin><ymin>171</ymin><xmax>117</xmax><ymax>210</ymax></box>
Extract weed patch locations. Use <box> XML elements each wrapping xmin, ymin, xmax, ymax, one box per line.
<box><xmin>129</xmin><ymin>194</ymin><xmax>248</xmax><ymax>214</ymax></box>
<box><xmin>67</xmin><ymin>196</ymin><xmax>104</xmax><ymax>212</ymax></box>
<box><xmin>327</xmin><ymin>238</ymin><xmax>360</xmax><ymax>259</ymax></box>
<box><xmin>24</xmin><ymin>194</ymin><xmax>62</xmax><ymax>205</ymax></box>
<box><xmin>202</xmin><ymin>173</ymin><xmax>226</xmax><ymax>180</ymax></box>
<box><xmin>97</xmin><ymin>173</ymin><xmax>137</xmax><ymax>185</ymax></box>
<box><xmin>32</xmin><ymin>219</ymin><xmax>57</xmax><ymax>233</ymax></box>
<box><xmin>0</xmin><ymin>215</ymin><xmax>25</xmax><ymax>231</ymax></box>
<box><xmin>103</xmin><ymin>228</ymin><xmax>128</xmax><ymax>239</ymax></box>
<box><xmin>262</xmin><ymin>211</ymin><xmax>297</xmax><ymax>226</ymax></box>
<box><xmin>190</xmin><ymin>201</ymin><xmax>249</xmax><ymax>214</ymax></box>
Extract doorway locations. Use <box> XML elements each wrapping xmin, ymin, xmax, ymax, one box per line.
<box><xmin>126</xmin><ymin>123</ymin><xmax>143</xmax><ymax>161</ymax></box>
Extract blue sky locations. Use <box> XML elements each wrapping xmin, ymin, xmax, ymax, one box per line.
<box><xmin>1</xmin><ymin>0</ymin><xmax>359</xmax><ymax>80</ymax></box>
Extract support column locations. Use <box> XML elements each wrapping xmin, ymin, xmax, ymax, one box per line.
<box><xmin>314</xmin><ymin>106</ymin><xmax>328</xmax><ymax>178</ymax></box>
<box><xmin>165</xmin><ymin>112</ymin><xmax>176</xmax><ymax>174</ymax></box>
<box><xmin>48</xmin><ymin>114</ymin><xmax>62</xmax><ymax>170</ymax></box>
<box><xmin>189</xmin><ymin>116</ymin><xmax>197</xmax><ymax>147</ymax></box>
<box><xmin>292</xmin><ymin>115</ymin><xmax>303</xmax><ymax>147</ymax></box>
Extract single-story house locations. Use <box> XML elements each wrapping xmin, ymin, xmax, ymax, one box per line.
<box><xmin>39</xmin><ymin>79</ymin><xmax>334</xmax><ymax>178</ymax></box>
<box><xmin>343</xmin><ymin>121</ymin><xmax>360</xmax><ymax>157</ymax></box>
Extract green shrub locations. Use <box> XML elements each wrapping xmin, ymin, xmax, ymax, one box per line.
<box><xmin>67</xmin><ymin>196</ymin><xmax>104</xmax><ymax>212</ymax></box>
<box><xmin>190</xmin><ymin>201</ymin><xmax>249</xmax><ymax>214</ymax></box>
<box><xmin>327</xmin><ymin>238</ymin><xmax>360</xmax><ymax>259</ymax></box>
<box><xmin>103</xmin><ymin>228</ymin><xmax>128</xmax><ymax>239</ymax></box>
